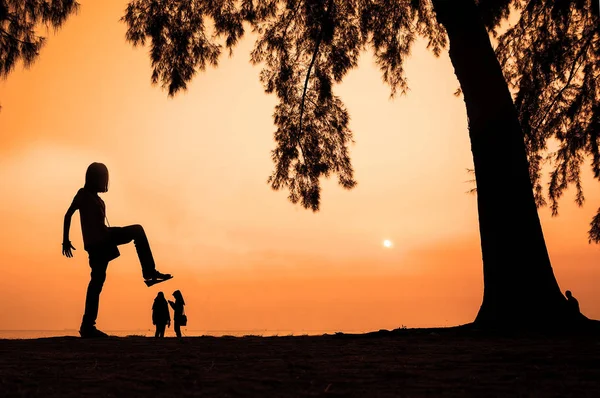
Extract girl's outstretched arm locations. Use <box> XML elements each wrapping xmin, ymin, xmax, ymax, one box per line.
<box><xmin>62</xmin><ymin>204</ymin><xmax>77</xmax><ymax>258</ymax></box>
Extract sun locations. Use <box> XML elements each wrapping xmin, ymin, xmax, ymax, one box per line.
<box><xmin>383</xmin><ymin>239</ymin><xmax>393</xmax><ymax>248</ymax></box>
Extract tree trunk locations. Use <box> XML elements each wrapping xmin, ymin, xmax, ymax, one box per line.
<box><xmin>431</xmin><ymin>0</ymin><xmax>569</xmax><ymax>329</ymax></box>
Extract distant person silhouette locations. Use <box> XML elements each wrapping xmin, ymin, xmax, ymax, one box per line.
<box><xmin>152</xmin><ymin>292</ymin><xmax>171</xmax><ymax>338</ymax></box>
<box><xmin>565</xmin><ymin>290</ymin><xmax>581</xmax><ymax>316</ymax></box>
<box><xmin>168</xmin><ymin>290</ymin><xmax>186</xmax><ymax>338</ymax></box>
<box><xmin>62</xmin><ymin>162</ymin><xmax>172</xmax><ymax>338</ymax></box>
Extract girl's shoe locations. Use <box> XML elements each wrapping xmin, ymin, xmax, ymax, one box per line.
<box><xmin>79</xmin><ymin>326</ymin><xmax>109</xmax><ymax>338</ymax></box>
<box><xmin>144</xmin><ymin>270</ymin><xmax>173</xmax><ymax>287</ymax></box>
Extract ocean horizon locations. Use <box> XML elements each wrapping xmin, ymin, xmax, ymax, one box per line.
<box><xmin>0</xmin><ymin>329</ymin><xmax>359</xmax><ymax>339</ymax></box>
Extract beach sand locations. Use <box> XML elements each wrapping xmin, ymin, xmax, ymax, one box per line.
<box><xmin>1</xmin><ymin>329</ymin><xmax>599</xmax><ymax>397</ymax></box>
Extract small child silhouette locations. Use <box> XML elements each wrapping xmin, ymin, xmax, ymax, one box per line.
<box><xmin>168</xmin><ymin>290</ymin><xmax>186</xmax><ymax>338</ymax></box>
<box><xmin>62</xmin><ymin>162</ymin><xmax>172</xmax><ymax>338</ymax></box>
<box><xmin>152</xmin><ymin>292</ymin><xmax>171</xmax><ymax>338</ymax></box>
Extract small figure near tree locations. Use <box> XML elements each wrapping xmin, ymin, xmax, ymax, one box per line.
<box><xmin>565</xmin><ymin>290</ymin><xmax>581</xmax><ymax>316</ymax></box>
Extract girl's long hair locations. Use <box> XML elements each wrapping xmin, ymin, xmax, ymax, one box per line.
<box><xmin>173</xmin><ymin>290</ymin><xmax>185</xmax><ymax>306</ymax></box>
<box><xmin>153</xmin><ymin>292</ymin><xmax>166</xmax><ymax>309</ymax></box>
<box><xmin>85</xmin><ymin>162</ymin><xmax>109</xmax><ymax>193</ymax></box>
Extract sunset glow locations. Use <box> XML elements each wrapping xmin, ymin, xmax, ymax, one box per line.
<box><xmin>1</xmin><ymin>1</ymin><xmax>600</xmax><ymax>334</ymax></box>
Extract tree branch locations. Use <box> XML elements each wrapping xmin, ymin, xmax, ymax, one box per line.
<box><xmin>298</xmin><ymin>33</ymin><xmax>323</xmax><ymax>143</ymax></box>
<box><xmin>0</xmin><ymin>28</ymin><xmax>38</xmax><ymax>45</ymax></box>
<box><xmin>298</xmin><ymin>0</ymin><xmax>334</xmax><ymax>164</ymax></box>
<box><xmin>533</xmin><ymin>31</ymin><xmax>594</xmax><ymax>132</ymax></box>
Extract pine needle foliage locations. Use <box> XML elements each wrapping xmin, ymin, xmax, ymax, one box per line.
<box><xmin>123</xmin><ymin>0</ymin><xmax>600</xmax><ymax>234</ymax></box>
<box><xmin>494</xmin><ymin>0</ymin><xmax>600</xmax><ymax>242</ymax></box>
<box><xmin>0</xmin><ymin>0</ymin><xmax>79</xmax><ymax>78</ymax></box>
<box><xmin>122</xmin><ymin>0</ymin><xmax>447</xmax><ymax>210</ymax></box>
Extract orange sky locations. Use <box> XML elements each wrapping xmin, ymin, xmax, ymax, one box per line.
<box><xmin>1</xmin><ymin>1</ymin><xmax>599</xmax><ymax>333</ymax></box>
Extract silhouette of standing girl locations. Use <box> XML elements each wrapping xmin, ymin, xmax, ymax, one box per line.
<box><xmin>62</xmin><ymin>162</ymin><xmax>172</xmax><ymax>338</ymax></box>
<box><xmin>152</xmin><ymin>292</ymin><xmax>171</xmax><ymax>338</ymax></box>
<box><xmin>168</xmin><ymin>290</ymin><xmax>186</xmax><ymax>338</ymax></box>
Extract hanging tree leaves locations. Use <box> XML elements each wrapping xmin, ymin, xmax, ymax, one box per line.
<box><xmin>123</xmin><ymin>0</ymin><xmax>600</xmax><ymax>239</ymax></box>
<box><xmin>249</xmin><ymin>0</ymin><xmax>363</xmax><ymax>210</ymax></box>
<box><xmin>123</xmin><ymin>0</ymin><xmax>449</xmax><ymax>210</ymax></box>
<box><xmin>0</xmin><ymin>0</ymin><xmax>79</xmax><ymax>78</ymax></box>
<box><xmin>495</xmin><ymin>0</ymin><xmax>600</xmax><ymax>241</ymax></box>
<box><xmin>122</xmin><ymin>0</ymin><xmax>251</xmax><ymax>96</ymax></box>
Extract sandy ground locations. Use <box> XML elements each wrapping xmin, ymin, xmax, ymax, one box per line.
<box><xmin>1</xmin><ymin>329</ymin><xmax>599</xmax><ymax>397</ymax></box>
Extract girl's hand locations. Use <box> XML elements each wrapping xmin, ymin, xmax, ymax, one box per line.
<box><xmin>62</xmin><ymin>242</ymin><xmax>76</xmax><ymax>258</ymax></box>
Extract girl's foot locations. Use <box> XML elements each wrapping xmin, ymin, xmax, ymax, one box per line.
<box><xmin>79</xmin><ymin>326</ymin><xmax>109</xmax><ymax>338</ymax></box>
<box><xmin>143</xmin><ymin>270</ymin><xmax>173</xmax><ymax>287</ymax></box>
<box><xmin>143</xmin><ymin>270</ymin><xmax>172</xmax><ymax>281</ymax></box>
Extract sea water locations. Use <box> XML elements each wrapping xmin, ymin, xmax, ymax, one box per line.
<box><xmin>0</xmin><ymin>329</ymin><xmax>349</xmax><ymax>339</ymax></box>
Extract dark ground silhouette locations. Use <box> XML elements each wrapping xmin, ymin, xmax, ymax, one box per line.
<box><xmin>62</xmin><ymin>162</ymin><xmax>173</xmax><ymax>338</ymax></box>
<box><xmin>1</xmin><ymin>330</ymin><xmax>599</xmax><ymax>397</ymax></box>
